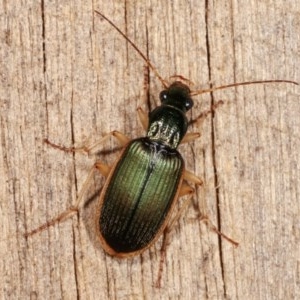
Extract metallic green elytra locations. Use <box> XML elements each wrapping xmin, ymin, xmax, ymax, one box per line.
<box><xmin>97</xmin><ymin>81</ymin><xmax>194</xmax><ymax>257</ymax></box>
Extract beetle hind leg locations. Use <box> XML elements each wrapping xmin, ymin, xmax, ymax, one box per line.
<box><xmin>199</xmin><ymin>215</ymin><xmax>239</xmax><ymax>246</ymax></box>
<box><xmin>24</xmin><ymin>161</ymin><xmax>111</xmax><ymax>239</ymax></box>
<box><xmin>155</xmin><ymin>179</ymin><xmax>199</xmax><ymax>287</ymax></box>
<box><xmin>27</xmin><ymin>130</ymin><xmax>130</xmax><ymax>238</ymax></box>
<box><xmin>155</xmin><ymin>169</ymin><xmax>238</xmax><ymax>287</ymax></box>
<box><xmin>182</xmin><ymin>170</ymin><xmax>239</xmax><ymax>246</ymax></box>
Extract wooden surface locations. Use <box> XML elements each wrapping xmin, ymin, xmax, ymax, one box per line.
<box><xmin>1</xmin><ymin>1</ymin><xmax>299</xmax><ymax>299</ymax></box>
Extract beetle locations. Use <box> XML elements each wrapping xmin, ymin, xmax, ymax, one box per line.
<box><xmin>26</xmin><ymin>10</ymin><xmax>297</xmax><ymax>261</ymax></box>
<box><xmin>96</xmin><ymin>80</ymin><xmax>203</xmax><ymax>257</ymax></box>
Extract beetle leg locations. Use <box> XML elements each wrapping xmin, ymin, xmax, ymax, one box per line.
<box><xmin>29</xmin><ymin>131</ymin><xmax>130</xmax><ymax>238</ymax></box>
<box><xmin>94</xmin><ymin>161</ymin><xmax>111</xmax><ymax>177</ymax></box>
<box><xmin>156</xmin><ymin>183</ymin><xmax>195</xmax><ymax>288</ymax></box>
<box><xmin>156</xmin><ymin>169</ymin><xmax>238</xmax><ymax>286</ymax></box>
<box><xmin>25</xmin><ymin>161</ymin><xmax>111</xmax><ymax>238</ymax></box>
<box><xmin>182</xmin><ymin>169</ymin><xmax>203</xmax><ymax>185</ymax></box>
<box><xmin>180</xmin><ymin>132</ymin><xmax>201</xmax><ymax>144</ymax></box>
<box><xmin>182</xmin><ymin>171</ymin><xmax>238</xmax><ymax>246</ymax></box>
<box><xmin>167</xmin><ymin>170</ymin><xmax>203</xmax><ymax>230</ymax></box>
<box><xmin>72</xmin><ymin>161</ymin><xmax>111</xmax><ymax>209</ymax></box>
<box><xmin>136</xmin><ymin>65</ymin><xmax>152</xmax><ymax>131</ymax></box>
<box><xmin>199</xmin><ymin>215</ymin><xmax>239</xmax><ymax>247</ymax></box>
<box><xmin>80</xmin><ymin>130</ymin><xmax>130</xmax><ymax>155</ymax></box>
<box><xmin>137</xmin><ymin>106</ymin><xmax>149</xmax><ymax>130</ymax></box>
<box><xmin>44</xmin><ymin>130</ymin><xmax>130</xmax><ymax>156</ymax></box>
<box><xmin>189</xmin><ymin>100</ymin><xmax>224</xmax><ymax>126</ymax></box>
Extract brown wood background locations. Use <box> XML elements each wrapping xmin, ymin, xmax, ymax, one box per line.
<box><xmin>1</xmin><ymin>0</ymin><xmax>299</xmax><ymax>299</ymax></box>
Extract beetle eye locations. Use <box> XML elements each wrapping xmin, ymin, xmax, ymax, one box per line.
<box><xmin>159</xmin><ymin>91</ymin><xmax>168</xmax><ymax>103</ymax></box>
<box><xmin>185</xmin><ymin>98</ymin><xmax>193</xmax><ymax>110</ymax></box>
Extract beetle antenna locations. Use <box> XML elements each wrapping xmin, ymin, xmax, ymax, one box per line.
<box><xmin>94</xmin><ymin>10</ymin><xmax>168</xmax><ymax>89</ymax></box>
<box><xmin>190</xmin><ymin>80</ymin><xmax>298</xmax><ymax>96</ymax></box>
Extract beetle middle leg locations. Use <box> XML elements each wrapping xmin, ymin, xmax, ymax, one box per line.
<box><xmin>44</xmin><ymin>130</ymin><xmax>130</xmax><ymax>155</ymax></box>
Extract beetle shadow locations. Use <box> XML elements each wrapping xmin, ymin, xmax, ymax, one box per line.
<box><xmin>93</xmin><ymin>145</ymin><xmax>123</xmax><ymax>156</ymax></box>
<box><xmin>79</xmin><ymin>180</ymin><xmax>104</xmax><ymax>251</ymax></box>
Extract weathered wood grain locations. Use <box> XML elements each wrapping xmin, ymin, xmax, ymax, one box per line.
<box><xmin>1</xmin><ymin>0</ymin><xmax>299</xmax><ymax>299</ymax></box>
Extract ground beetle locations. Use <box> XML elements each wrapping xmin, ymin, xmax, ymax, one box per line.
<box><xmin>98</xmin><ymin>81</ymin><xmax>200</xmax><ymax>256</ymax></box>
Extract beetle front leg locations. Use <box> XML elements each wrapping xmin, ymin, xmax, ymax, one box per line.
<box><xmin>189</xmin><ymin>100</ymin><xmax>224</xmax><ymax>127</ymax></box>
<box><xmin>136</xmin><ymin>64</ymin><xmax>152</xmax><ymax>131</ymax></box>
<box><xmin>180</xmin><ymin>132</ymin><xmax>201</xmax><ymax>144</ymax></box>
<box><xmin>83</xmin><ymin>130</ymin><xmax>131</xmax><ymax>155</ymax></box>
